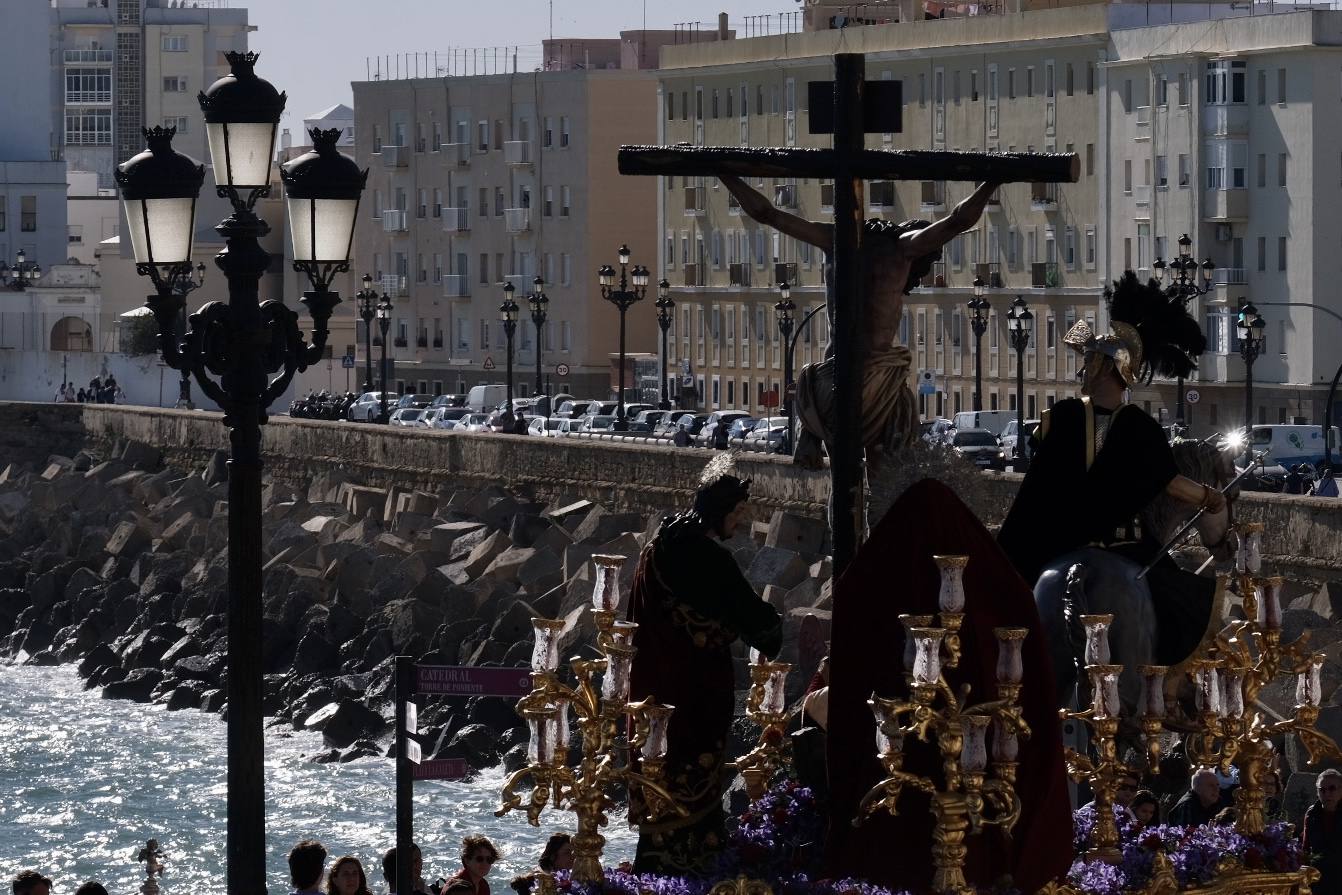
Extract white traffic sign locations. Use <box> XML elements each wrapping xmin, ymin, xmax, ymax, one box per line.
<box><xmin>1185</xmin><ymin>389</ymin><xmax>1201</xmax><ymax>405</ymax></box>
<box><xmin>917</xmin><ymin>369</ymin><xmax>937</xmax><ymax>396</ymax></box>
<box><xmin>405</xmin><ymin>702</ymin><xmax>417</xmax><ymax>735</ymax></box>
<box><xmin>404</xmin><ymin>738</ymin><xmax>422</xmax><ymax>764</ymax></box>
<box><xmin>556</xmin><ymin>363</ymin><xmax>570</xmax><ymax>377</ymax></box>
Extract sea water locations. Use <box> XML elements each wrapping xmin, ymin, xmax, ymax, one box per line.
<box><xmin>0</xmin><ymin>664</ymin><xmax>636</xmax><ymax>891</ymax></box>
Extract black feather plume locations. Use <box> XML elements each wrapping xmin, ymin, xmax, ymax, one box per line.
<box><xmin>1105</xmin><ymin>270</ymin><xmax>1207</xmax><ymax>384</ymax></box>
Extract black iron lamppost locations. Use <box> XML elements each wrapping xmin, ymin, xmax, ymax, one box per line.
<box><xmin>968</xmin><ymin>275</ymin><xmax>991</xmax><ymax>413</ymax></box>
<box><xmin>528</xmin><ymin>276</ymin><xmax>549</xmax><ymax>401</ymax></box>
<box><xmin>168</xmin><ymin>261</ymin><xmax>207</xmax><ymax>408</ymax></box>
<box><xmin>115</xmin><ymin>52</ymin><xmax>365</xmax><ymax>895</ymax></box>
<box><xmin>356</xmin><ymin>273</ymin><xmax>378</xmax><ymax>394</ymax></box>
<box><xmin>1237</xmin><ymin>300</ymin><xmax>1267</xmax><ymax>436</ymax></box>
<box><xmin>0</xmin><ymin>249</ymin><xmax>41</xmax><ymax>290</ymax></box>
<box><xmin>1152</xmin><ymin>233</ymin><xmax>1214</xmax><ymax>428</ymax></box>
<box><xmin>500</xmin><ymin>281</ymin><xmax>519</xmax><ymax>427</ymax></box>
<box><xmin>377</xmin><ymin>293</ymin><xmax>393</xmax><ymax>423</ymax></box>
<box><xmin>655</xmin><ymin>279</ymin><xmax>674</xmax><ymax>410</ymax></box>
<box><xmin>774</xmin><ymin>280</ymin><xmax>795</xmax><ymax>417</ymax></box>
<box><xmin>1007</xmin><ymin>295</ymin><xmax>1033</xmax><ymax>465</ymax></box>
<box><xmin>598</xmin><ymin>244</ymin><xmax>649</xmax><ymax>431</ymax></box>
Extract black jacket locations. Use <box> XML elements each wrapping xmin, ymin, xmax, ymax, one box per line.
<box><xmin>1305</xmin><ymin>802</ymin><xmax>1342</xmax><ymax>895</ymax></box>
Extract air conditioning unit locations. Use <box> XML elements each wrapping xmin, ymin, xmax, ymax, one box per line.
<box><xmin>1215</xmin><ymin>223</ymin><xmax>1233</xmax><ymax>242</ymax></box>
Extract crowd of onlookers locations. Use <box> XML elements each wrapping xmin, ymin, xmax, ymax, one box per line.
<box><xmin>9</xmin><ymin>831</ymin><xmax>580</xmax><ymax>895</ymax></box>
<box><xmin>52</xmin><ymin>375</ymin><xmax>123</xmax><ymax>405</ymax></box>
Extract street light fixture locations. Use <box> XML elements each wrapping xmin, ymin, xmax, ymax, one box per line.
<box><xmin>1007</xmin><ymin>295</ymin><xmax>1033</xmax><ymax>466</ymax></box>
<box><xmin>500</xmin><ymin>281</ymin><xmax>520</xmax><ymax>430</ymax></box>
<box><xmin>775</xmin><ymin>281</ymin><xmax>796</xmax><ymax>426</ymax></box>
<box><xmin>1152</xmin><ymin>232</ymin><xmax>1214</xmax><ymax>428</ymax></box>
<box><xmin>598</xmin><ymin>244</ymin><xmax>649</xmax><ymax>431</ymax></box>
<box><xmin>115</xmin><ymin>52</ymin><xmax>365</xmax><ymax>895</ymax></box>
<box><xmin>968</xmin><ymin>275</ymin><xmax>991</xmax><ymax>413</ymax></box>
<box><xmin>654</xmin><ymin>280</ymin><xmax>674</xmax><ymax>410</ymax></box>
<box><xmin>0</xmin><ymin>249</ymin><xmax>42</xmax><ymax>290</ymax></box>
<box><xmin>356</xmin><ymin>273</ymin><xmax>378</xmax><ymax>395</ymax></box>
<box><xmin>528</xmin><ymin>276</ymin><xmax>549</xmax><ymax>402</ymax></box>
<box><xmin>377</xmin><ymin>292</ymin><xmax>393</xmax><ymax>424</ymax></box>
<box><xmin>1237</xmin><ymin>300</ymin><xmax>1267</xmax><ymax>435</ymax></box>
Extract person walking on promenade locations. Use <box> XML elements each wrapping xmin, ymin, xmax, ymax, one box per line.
<box><xmin>289</xmin><ymin>840</ymin><xmax>328</xmax><ymax>895</ymax></box>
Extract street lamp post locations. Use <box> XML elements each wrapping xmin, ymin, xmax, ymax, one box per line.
<box><xmin>115</xmin><ymin>52</ymin><xmax>366</xmax><ymax>895</ymax></box>
<box><xmin>1007</xmin><ymin>295</ymin><xmax>1033</xmax><ymax>466</ymax></box>
<box><xmin>0</xmin><ymin>249</ymin><xmax>42</xmax><ymax>290</ymax></box>
<box><xmin>528</xmin><ymin>276</ymin><xmax>549</xmax><ymax>401</ymax></box>
<box><xmin>598</xmin><ymin>245</ymin><xmax>649</xmax><ymax>431</ymax></box>
<box><xmin>356</xmin><ymin>273</ymin><xmax>378</xmax><ymax>394</ymax></box>
<box><xmin>500</xmin><ymin>282</ymin><xmax>519</xmax><ymax>429</ymax></box>
<box><xmin>968</xmin><ymin>275</ymin><xmax>991</xmax><ymax>413</ymax></box>
<box><xmin>655</xmin><ymin>279</ymin><xmax>674</xmax><ymax>410</ymax></box>
<box><xmin>377</xmin><ymin>294</ymin><xmax>393</xmax><ymax>423</ymax></box>
<box><xmin>1237</xmin><ymin>300</ymin><xmax>1267</xmax><ymax>438</ymax></box>
<box><xmin>168</xmin><ymin>261</ymin><xmax>207</xmax><ymax>409</ymax></box>
<box><xmin>1152</xmin><ymin>233</ymin><xmax>1214</xmax><ymax>429</ymax></box>
<box><xmin>774</xmin><ymin>280</ymin><xmax>795</xmax><ymax>421</ymax></box>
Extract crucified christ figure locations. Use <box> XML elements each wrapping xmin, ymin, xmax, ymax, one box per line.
<box><xmin>721</xmin><ymin>176</ymin><xmax>998</xmax><ymax>471</ymax></box>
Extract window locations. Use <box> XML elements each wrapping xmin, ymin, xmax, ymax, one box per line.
<box><xmin>162</xmin><ymin>75</ymin><xmax>187</xmax><ymax>93</ymax></box>
<box><xmin>1257</xmin><ymin>154</ymin><xmax>1267</xmax><ymax>188</ymax></box>
<box><xmin>1278</xmin><ymin>152</ymin><xmax>1287</xmax><ymax>186</ymax></box>
<box><xmin>1065</xmin><ymin>63</ymin><xmax>1074</xmax><ymax>96</ymax></box>
<box><xmin>163</xmin><ymin>115</ymin><xmax>189</xmax><ymax>134</ymax></box>
<box><xmin>1278</xmin><ymin>68</ymin><xmax>1286</xmax><ymax>104</ymax></box>
<box><xmin>1257</xmin><ymin>70</ymin><xmax>1267</xmax><ymax>105</ymax></box>
<box><xmin>561</xmin><ymin>320</ymin><xmax>572</xmax><ymax>351</ymax></box>
<box><xmin>65</xmin><ymin>108</ymin><xmax>111</xmax><ymax>145</ymax></box>
<box><xmin>1179</xmin><ymin>154</ymin><xmax>1190</xmax><ymax>186</ymax></box>
<box><xmin>477</xmin><ymin>120</ymin><xmax>489</xmax><ymax>151</ymax></box>
<box><xmin>560</xmin><ymin>116</ymin><xmax>570</xmax><ymax>147</ymax></box>
<box><xmin>1086</xmin><ymin>143</ymin><xmax>1094</xmax><ymax>176</ymax></box>
<box><xmin>1278</xmin><ymin>236</ymin><xmax>1287</xmax><ymax>271</ymax></box>
<box><xmin>1085</xmin><ymin>227</ymin><xmax>1096</xmax><ymax>267</ymax></box>
<box><xmin>971</xmin><ymin>70</ymin><xmax>980</xmax><ymax>101</ymax></box>
<box><xmin>1256</xmin><ymin>236</ymin><xmax>1266</xmax><ymax>271</ymax></box>
<box><xmin>1205</xmin><ymin>60</ymin><xmax>1246</xmax><ymax>104</ymax></box>
<box><xmin>67</xmin><ymin>225</ymin><xmax>83</xmax><ymax>245</ymax></box>
<box><xmin>725</xmin><ymin>89</ymin><xmax>733</xmax><ymax>117</ymax></box>
<box><xmin>161</xmin><ymin>34</ymin><xmax>187</xmax><ymax>52</ymax></box>
<box><xmin>0</xmin><ymin>198</ymin><xmax>5</xmax><ymax>231</ymax></box>
<box><xmin>1007</xmin><ymin>68</ymin><xmax>1015</xmax><ymax>100</ymax></box>
<box><xmin>711</xmin><ymin>89</ymin><xmax>719</xmax><ymax>118</ymax></box>
<box><xmin>1156</xmin><ymin>155</ymin><xmax>1167</xmax><ymax>187</ymax></box>
<box><xmin>1087</xmin><ymin>62</ymin><xmax>1095</xmax><ymax>95</ymax></box>
<box><xmin>560</xmin><ymin>185</ymin><xmax>571</xmax><ymax>217</ymax></box>
<box><xmin>21</xmin><ymin>196</ymin><xmax>37</xmax><ymax>233</ymax></box>
<box><xmin>543</xmin><ymin>186</ymin><xmax>553</xmax><ymax>217</ymax></box>
<box><xmin>493</xmin><ymin>119</ymin><xmax>503</xmax><ymax>150</ymax></box>
<box><xmin>953</xmin><ymin>70</ymin><xmax>961</xmax><ymax>104</ymax></box>
<box><xmin>1156</xmin><ymin>76</ymin><xmax>1168</xmax><ymax>106</ymax></box>
<box><xmin>1177</xmin><ymin>73</ymin><xmax>1188</xmax><ymax>105</ymax></box>
<box><xmin>919</xmin><ymin>73</ymin><xmax>927</xmax><ymax>107</ymax></box>
<box><xmin>666</xmin><ymin>92</ymin><xmax>674</xmax><ymax>120</ymax></box>
<box><xmin>1026</xmin><ymin>67</ymin><xmax>1034</xmax><ymax>98</ymax></box>
<box><xmin>543</xmin><ymin>117</ymin><xmax>553</xmax><ymax>147</ymax></box>
<box><xmin>561</xmin><ymin>253</ymin><xmax>571</xmax><ymax>286</ymax></box>
<box><xmin>66</xmin><ymin>69</ymin><xmax>111</xmax><ymax>103</ymax></box>
<box><xmin>1124</xmin><ymin>159</ymin><xmax>1132</xmax><ymax>194</ymax></box>
<box><xmin>494</xmin><ymin>187</ymin><xmax>504</xmax><ymax>216</ymax></box>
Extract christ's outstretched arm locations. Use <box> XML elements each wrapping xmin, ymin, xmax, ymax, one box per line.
<box><xmin>899</xmin><ymin>181</ymin><xmax>1000</xmax><ymax>259</ymax></box>
<box><xmin>720</xmin><ymin>176</ymin><xmax>833</xmax><ymax>251</ymax></box>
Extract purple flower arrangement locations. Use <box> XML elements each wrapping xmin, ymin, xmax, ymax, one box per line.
<box><xmin>1068</xmin><ymin>806</ymin><xmax>1303</xmax><ymax>894</ymax></box>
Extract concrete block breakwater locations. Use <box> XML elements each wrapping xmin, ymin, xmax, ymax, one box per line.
<box><xmin>0</xmin><ymin>433</ymin><xmax>837</xmax><ymax>775</ymax></box>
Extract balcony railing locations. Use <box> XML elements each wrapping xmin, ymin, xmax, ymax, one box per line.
<box><xmin>380</xmin><ymin>145</ymin><xmax>408</xmax><ymax>168</ymax></box>
<box><xmin>1030</xmin><ymin>182</ymin><xmax>1059</xmax><ymax>209</ymax></box>
<box><xmin>683</xmin><ymin>263</ymin><xmax>703</xmax><ymax>287</ymax></box>
<box><xmin>64</xmin><ymin>49</ymin><xmax>114</xmax><ymax>63</ymax></box>
<box><xmin>1136</xmin><ymin>105</ymin><xmax>1151</xmax><ymax>127</ymax></box>
<box><xmin>505</xmin><ymin>274</ymin><xmax>534</xmax><ymax>294</ymax></box>
<box><xmin>1203</xmin><ymin>188</ymin><xmax>1248</xmax><ymax>222</ymax></box>
<box><xmin>443</xmin><ymin>274</ymin><xmax>469</xmax><ymax>297</ymax></box>
<box><xmin>394</xmin><ymin>337</ymin><xmax>408</xmax><ymax>348</ymax></box>
<box><xmin>684</xmin><ymin>186</ymin><xmax>705</xmax><ymax>215</ymax></box>
<box><xmin>974</xmin><ymin>262</ymin><xmax>1003</xmax><ymax>288</ymax></box>
<box><xmin>66</xmin><ymin>90</ymin><xmax>112</xmax><ymax>104</ymax></box>
<box><xmin>919</xmin><ymin>181</ymin><xmax>945</xmax><ymax>211</ymax></box>
<box><xmin>1031</xmin><ymin>261</ymin><xmax>1060</xmax><ymax>288</ymax></box>
<box><xmin>416</xmin><ymin>335</ymin><xmax>429</xmax><ymax>348</ymax></box>
<box><xmin>1133</xmin><ymin>184</ymin><xmax>1151</xmax><ymax>209</ymax></box>
<box><xmin>504</xmin><ymin>140</ymin><xmax>533</xmax><ymax>166</ymax></box>
<box><xmin>1214</xmin><ymin>267</ymin><xmax>1247</xmax><ymax>285</ymax></box>
<box><xmin>381</xmin><ymin>209</ymin><xmax>408</xmax><ymax>232</ymax></box>
<box><xmin>774</xmin><ymin>184</ymin><xmax>798</xmax><ymax>209</ymax></box>
<box><xmin>433</xmin><ymin>336</ymin><xmax>444</xmax><ymax>348</ymax></box>
<box><xmin>380</xmin><ymin>275</ymin><xmax>409</xmax><ymax>297</ymax></box>
<box><xmin>774</xmin><ymin>262</ymin><xmax>798</xmax><ymax>285</ymax></box>
<box><xmin>919</xmin><ymin>260</ymin><xmax>948</xmax><ymax>288</ymax></box>
<box><xmin>729</xmin><ymin>262</ymin><xmax>751</xmax><ymax>287</ymax></box>
<box><xmin>440</xmin><ymin>142</ymin><xmax>470</xmax><ymax>166</ymax></box>
<box><xmin>504</xmin><ymin>207</ymin><xmax>531</xmax><ymax>233</ymax></box>
<box><xmin>820</xmin><ymin>182</ymin><xmax>835</xmax><ymax>210</ymax></box>
<box><xmin>441</xmin><ymin>207</ymin><xmax>469</xmax><ymax>233</ymax></box>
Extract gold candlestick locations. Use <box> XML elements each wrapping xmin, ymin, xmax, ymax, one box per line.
<box><xmin>735</xmin><ymin>651</ymin><xmax>793</xmax><ymax>800</ymax></box>
<box><xmin>1061</xmin><ymin>662</ymin><xmax>1126</xmax><ymax>864</ymax></box>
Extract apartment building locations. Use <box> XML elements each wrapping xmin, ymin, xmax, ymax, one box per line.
<box><xmin>657</xmin><ymin>7</ymin><xmax>1109</xmax><ymax>418</ymax></box>
<box><xmin>52</xmin><ymin>0</ymin><xmax>253</xmax><ymax>189</ymax></box>
<box><xmin>350</xmin><ymin>41</ymin><xmax>674</xmax><ymax>399</ymax></box>
<box><xmin>1106</xmin><ymin>10</ymin><xmax>1342</xmax><ymax>433</ymax></box>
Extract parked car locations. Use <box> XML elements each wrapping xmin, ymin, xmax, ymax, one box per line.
<box><xmin>629</xmin><ymin>409</ymin><xmax>670</xmax><ymax>433</ymax></box>
<box><xmin>1244</xmin><ymin>424</ymin><xmax>1341</xmax><ymax>469</ymax></box>
<box><xmin>528</xmin><ymin>416</ymin><xmax>565</xmax><ymax>437</ymax></box>
<box><xmin>467</xmin><ymin>384</ymin><xmax>508</xmax><ymax>412</ymax></box>
<box><xmin>347</xmin><ymin>391</ymin><xmax>391</xmax><ymax>422</ymax></box>
<box><xmin>553</xmin><ymin>417</ymin><xmax>581</xmax><ymax>437</ymax></box>
<box><xmin>920</xmin><ymin>417</ymin><xmax>954</xmax><ymax>446</ymax></box>
<box><xmin>556</xmin><ymin>399</ymin><xmax>596</xmax><ymax>418</ymax></box>
<box><xmin>951</xmin><ymin>410</ymin><xmax>1016</xmax><ymax>440</ymax></box>
<box><xmin>951</xmin><ymin>427</ymin><xmax>1007</xmax><ymax>469</ymax></box>
<box><xmin>622</xmin><ymin>403</ymin><xmax>654</xmax><ymax>419</ymax></box>
<box><xmin>727</xmin><ymin>415</ymin><xmax>759</xmax><ymax>440</ymax></box>
<box><xmin>675</xmin><ymin>412</ymin><xmax>712</xmax><ymax>435</ymax></box>
<box><xmin>431</xmin><ymin>394</ymin><xmax>468</xmax><ymax>409</ymax></box>
<box><xmin>396</xmin><ymin>394</ymin><xmax>434</xmax><ymax>410</ymax></box>
<box><xmin>702</xmin><ymin>410</ymin><xmax>754</xmax><ymax>444</ymax></box>
<box><xmin>458</xmin><ymin>412</ymin><xmax>492</xmax><ymax>432</ymax></box>
<box><xmin>432</xmin><ymin>408</ymin><xmax>472</xmax><ymax>430</ymax></box>
<box><xmin>417</xmin><ymin>407</ymin><xmax>442</xmax><ymax>428</ymax></box>
<box><xmin>744</xmin><ymin>416</ymin><xmax>790</xmax><ymax>450</ymax></box>
<box><xmin>579</xmin><ymin>415</ymin><xmax>618</xmax><ymax>433</ymax></box>
<box><xmin>1000</xmin><ymin>418</ymin><xmax>1041</xmax><ymax>459</ymax></box>
<box><xmin>389</xmin><ymin>408</ymin><xmax>424</xmax><ymax>427</ymax></box>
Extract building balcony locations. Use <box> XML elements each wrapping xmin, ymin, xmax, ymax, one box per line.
<box><xmin>683</xmin><ymin>263</ymin><xmax>704</xmax><ymax>287</ymax></box>
<box><xmin>920</xmin><ymin>260</ymin><xmax>948</xmax><ymax>288</ymax></box>
<box><xmin>1031</xmin><ymin>261</ymin><xmax>1060</xmax><ymax>288</ymax></box>
<box><xmin>974</xmin><ymin>261</ymin><xmax>1003</xmax><ymax>288</ymax></box>
<box><xmin>1214</xmin><ymin>267</ymin><xmax>1247</xmax><ymax>286</ymax></box>
<box><xmin>729</xmin><ymin>262</ymin><xmax>752</xmax><ymax>287</ymax></box>
<box><xmin>505</xmin><ymin>274</ymin><xmax>533</xmax><ymax>294</ymax></box>
<box><xmin>919</xmin><ymin>181</ymin><xmax>945</xmax><ymax>212</ymax></box>
<box><xmin>774</xmin><ymin>262</ymin><xmax>798</xmax><ymax>286</ymax></box>
<box><xmin>381</xmin><ymin>209</ymin><xmax>409</xmax><ymax>232</ymax></box>
<box><xmin>1203</xmin><ymin>105</ymin><xmax>1250</xmax><ymax>137</ymax></box>
<box><xmin>64</xmin><ymin>49</ymin><xmax>113</xmax><ymax>63</ymax></box>
<box><xmin>380</xmin><ymin>145</ymin><xmax>408</xmax><ymax>168</ymax></box>
<box><xmin>986</xmin><ymin>188</ymin><xmax>1003</xmax><ymax>211</ymax></box>
<box><xmin>1031</xmin><ymin>182</ymin><xmax>1059</xmax><ymax>210</ymax></box>
<box><xmin>443</xmin><ymin>274</ymin><xmax>469</xmax><ymax>298</ymax></box>
<box><xmin>440</xmin><ymin>142</ymin><xmax>470</xmax><ymax>167</ymax></box>
<box><xmin>774</xmin><ymin>184</ymin><xmax>798</xmax><ymax>209</ymax></box>
<box><xmin>394</xmin><ymin>337</ymin><xmax>408</xmax><ymax>348</ymax></box>
<box><xmin>1132</xmin><ymin>184</ymin><xmax>1151</xmax><ymax>217</ymax></box>
<box><xmin>504</xmin><ymin>208</ymin><xmax>531</xmax><ymax>233</ymax></box>
<box><xmin>1203</xmin><ymin>188</ymin><xmax>1248</xmax><ymax>222</ymax></box>
<box><xmin>65</xmin><ymin>91</ymin><xmax>111</xmax><ymax>104</ymax></box>
<box><xmin>1135</xmin><ymin>105</ymin><xmax>1151</xmax><ymax>130</ymax></box>
<box><xmin>441</xmin><ymin>207</ymin><xmax>469</xmax><ymax>233</ymax></box>
<box><xmin>504</xmin><ymin>140</ymin><xmax>532</xmax><ymax>166</ymax></box>
<box><xmin>416</xmin><ymin>335</ymin><xmax>429</xmax><ymax>349</ymax></box>
<box><xmin>684</xmin><ymin>186</ymin><xmax>705</xmax><ymax>215</ymax></box>
<box><xmin>433</xmin><ymin>336</ymin><xmax>444</xmax><ymax>348</ymax></box>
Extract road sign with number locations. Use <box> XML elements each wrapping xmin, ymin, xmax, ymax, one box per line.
<box><xmin>483</xmin><ymin>356</ymin><xmax>495</xmax><ymax>371</ymax></box>
<box><xmin>556</xmin><ymin>362</ymin><xmax>570</xmax><ymax>377</ymax></box>
<box><xmin>1186</xmin><ymin>388</ymin><xmax>1201</xmax><ymax>405</ymax></box>
<box><xmin>917</xmin><ymin>369</ymin><xmax>937</xmax><ymax>396</ymax></box>
<box><xmin>341</xmin><ymin>354</ymin><xmax>355</xmax><ymax>369</ymax></box>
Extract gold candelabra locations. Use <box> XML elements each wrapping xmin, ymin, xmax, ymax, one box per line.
<box><xmin>1180</xmin><ymin>523</ymin><xmax>1342</xmax><ymax>836</ymax></box>
<box><xmin>496</xmin><ymin>554</ymin><xmax>687</xmax><ymax>884</ymax></box>
<box><xmin>734</xmin><ymin>650</ymin><xmax>793</xmax><ymax>800</ymax></box>
<box><xmin>854</xmin><ymin>555</ymin><xmax>1029</xmax><ymax>895</ymax></box>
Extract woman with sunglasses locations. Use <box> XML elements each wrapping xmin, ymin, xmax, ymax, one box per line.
<box><xmin>444</xmin><ymin>836</ymin><xmax>499</xmax><ymax>895</ymax></box>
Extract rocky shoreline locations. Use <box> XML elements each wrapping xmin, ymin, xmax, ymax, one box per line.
<box><xmin>0</xmin><ymin>439</ymin><xmax>832</xmax><ymax>775</ymax></box>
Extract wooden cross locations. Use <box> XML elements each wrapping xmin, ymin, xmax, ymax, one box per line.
<box><xmin>619</xmin><ymin>53</ymin><xmax>1078</xmax><ymax>575</ymax></box>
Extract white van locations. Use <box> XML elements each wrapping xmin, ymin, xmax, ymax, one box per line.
<box><xmin>466</xmin><ymin>383</ymin><xmax>507</xmax><ymax>412</ymax></box>
<box><xmin>952</xmin><ymin>410</ymin><xmax>1015</xmax><ymax>439</ymax></box>
<box><xmin>1248</xmin><ymin>425</ymin><xmax>1340</xmax><ymax>468</ymax></box>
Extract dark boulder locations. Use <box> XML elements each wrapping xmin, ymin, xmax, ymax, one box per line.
<box><xmin>102</xmin><ymin>668</ymin><xmax>164</xmax><ymax>702</ymax></box>
<box><xmin>438</xmin><ymin>723</ymin><xmax>500</xmax><ymax>770</ymax></box>
<box><xmin>78</xmin><ymin>643</ymin><xmax>120</xmax><ymax>679</ymax></box>
<box><xmin>166</xmin><ymin>680</ymin><xmax>208</xmax><ymax>711</ymax></box>
<box><xmin>303</xmin><ymin>699</ymin><xmax>386</xmax><ymax>749</ymax></box>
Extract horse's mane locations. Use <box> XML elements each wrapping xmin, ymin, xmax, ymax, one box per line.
<box><xmin>1139</xmin><ymin>439</ymin><xmax>1232</xmax><ymax>545</ymax></box>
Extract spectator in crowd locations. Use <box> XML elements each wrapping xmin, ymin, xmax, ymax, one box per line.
<box><xmin>1130</xmin><ymin>790</ymin><xmax>1160</xmax><ymax>829</ymax></box>
<box><xmin>76</xmin><ymin>387</ymin><xmax>87</xmax><ymax>403</ymax></box>
<box><xmin>1315</xmin><ymin>468</ymin><xmax>1340</xmax><ymax>498</ymax></box>
<box><xmin>327</xmin><ymin>856</ymin><xmax>371</xmax><ymax>895</ymax></box>
<box><xmin>64</xmin><ymin>384</ymin><xmax>76</xmax><ymax>402</ymax></box>
<box><xmin>73</xmin><ymin>884</ymin><xmax>108</xmax><ymax>895</ymax></box>
<box><xmin>12</xmin><ymin>872</ymin><xmax>51</xmax><ymax>895</ymax></box>
<box><xmin>1168</xmin><ymin>768</ymin><xmax>1227</xmax><ymax>827</ymax></box>
<box><xmin>1263</xmin><ymin>770</ymin><xmax>1286</xmax><ymax>824</ymax></box>
<box><xmin>289</xmin><ymin>839</ymin><xmax>328</xmax><ymax>895</ymax></box>
<box><xmin>1114</xmin><ymin>772</ymin><xmax>1140</xmax><ymax>809</ymax></box>
<box><xmin>672</xmin><ymin>425</ymin><xmax>691</xmax><ymax>448</ymax></box>
<box><xmin>1304</xmin><ymin>768</ymin><xmax>1342</xmax><ymax>894</ymax></box>
<box><xmin>55</xmin><ymin>383</ymin><xmax>68</xmax><ymax>402</ymax></box>
<box><xmin>382</xmin><ymin>844</ymin><xmax>428</xmax><ymax>895</ymax></box>
<box><xmin>445</xmin><ymin>835</ymin><xmax>499</xmax><ymax>894</ymax></box>
<box><xmin>536</xmin><ymin>834</ymin><xmax>573</xmax><ymax>874</ymax></box>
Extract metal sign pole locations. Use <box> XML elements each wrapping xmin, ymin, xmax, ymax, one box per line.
<box><xmin>395</xmin><ymin>655</ymin><xmax>414</xmax><ymax>895</ymax></box>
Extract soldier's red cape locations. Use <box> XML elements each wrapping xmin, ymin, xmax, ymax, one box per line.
<box><xmin>824</xmin><ymin>479</ymin><xmax>1073</xmax><ymax>893</ymax></box>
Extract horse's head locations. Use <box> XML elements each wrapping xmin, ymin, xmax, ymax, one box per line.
<box><xmin>1142</xmin><ymin>438</ymin><xmax>1240</xmax><ymax>564</ymax></box>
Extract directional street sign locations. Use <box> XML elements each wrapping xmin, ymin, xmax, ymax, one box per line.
<box><xmin>416</xmin><ymin>665</ymin><xmax>534</xmax><ymax>698</ymax></box>
<box><xmin>556</xmin><ymin>362</ymin><xmax>570</xmax><ymax>377</ymax></box>
<box><xmin>404</xmin><ymin>738</ymin><xmax>421</xmax><ymax>764</ymax></box>
<box><xmin>405</xmin><ymin>701</ymin><xmax>417</xmax><ymax>735</ymax></box>
<box><xmin>413</xmin><ymin>758</ymin><xmax>470</xmax><ymax>781</ymax></box>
